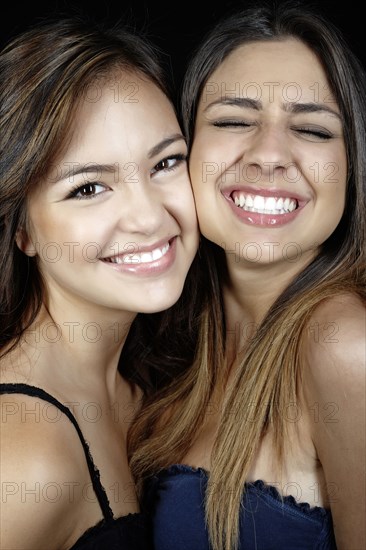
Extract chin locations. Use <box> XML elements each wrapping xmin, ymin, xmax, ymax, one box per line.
<box><xmin>139</xmin><ymin>288</ymin><xmax>184</xmax><ymax>314</ymax></box>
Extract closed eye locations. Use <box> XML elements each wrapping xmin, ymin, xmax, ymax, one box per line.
<box><xmin>66</xmin><ymin>182</ymin><xmax>108</xmax><ymax>200</ymax></box>
<box><xmin>294</xmin><ymin>127</ymin><xmax>333</xmax><ymax>140</ymax></box>
<box><xmin>213</xmin><ymin>120</ymin><xmax>253</xmax><ymax>128</ymax></box>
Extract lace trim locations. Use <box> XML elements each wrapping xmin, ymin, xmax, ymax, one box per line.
<box><xmin>153</xmin><ymin>464</ymin><xmax>330</xmax><ymax>518</ymax></box>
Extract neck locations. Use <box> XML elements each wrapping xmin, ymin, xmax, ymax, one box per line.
<box><xmin>223</xmin><ymin>251</ymin><xmax>315</xmax><ymax>356</ymax></box>
<box><xmin>18</xmin><ymin>303</ymin><xmax>137</xmax><ymax>394</ymax></box>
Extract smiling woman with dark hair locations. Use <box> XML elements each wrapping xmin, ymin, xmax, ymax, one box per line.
<box><xmin>0</xmin><ymin>16</ymin><xmax>198</xmax><ymax>550</ymax></box>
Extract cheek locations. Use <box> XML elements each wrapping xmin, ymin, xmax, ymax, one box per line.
<box><xmin>312</xmin><ymin>153</ymin><xmax>347</xmax><ymax>211</ymax></box>
<box><xmin>28</xmin><ymin>210</ymin><xmax>104</xmax><ymax>267</ymax></box>
<box><xmin>314</xmin><ymin>158</ymin><xmax>347</xmax><ymax>189</ymax></box>
<box><xmin>190</xmin><ymin>134</ymin><xmax>243</xmax><ymax>195</ymax></box>
<box><xmin>165</xmin><ymin>176</ymin><xmax>198</xmax><ymax>227</ymax></box>
<box><xmin>309</xmin><ymin>179</ymin><xmax>347</xmax><ymax>245</ymax></box>
<box><xmin>189</xmin><ymin>158</ymin><xmax>219</xmax><ymax>217</ymax></box>
<box><xmin>25</xmin><ymin>220</ymin><xmax>60</xmax><ymax>261</ymax></box>
<box><xmin>318</xmin><ymin>181</ymin><xmax>346</xmax><ymax>227</ymax></box>
<box><xmin>300</xmin><ymin>139</ymin><xmax>347</xmax><ymax>185</ymax></box>
<box><xmin>190</xmin><ymin>137</ymin><xmax>224</xmax><ymax>175</ymax></box>
<box><xmin>173</xmin><ymin>193</ymin><xmax>198</xmax><ymax>231</ymax></box>
<box><xmin>189</xmin><ymin>141</ymin><xmax>216</xmax><ymax>204</ymax></box>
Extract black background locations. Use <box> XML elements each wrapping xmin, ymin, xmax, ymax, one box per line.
<box><xmin>1</xmin><ymin>0</ymin><xmax>364</xmax><ymax>93</ymax></box>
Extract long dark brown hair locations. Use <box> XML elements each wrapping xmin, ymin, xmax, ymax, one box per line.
<box><xmin>0</xmin><ymin>16</ymin><xmax>173</xmax><ymax>361</ymax></box>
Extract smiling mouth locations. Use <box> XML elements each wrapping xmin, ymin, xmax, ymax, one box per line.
<box><xmin>231</xmin><ymin>191</ymin><xmax>298</xmax><ymax>215</ymax></box>
<box><xmin>102</xmin><ymin>241</ymin><xmax>171</xmax><ymax>265</ymax></box>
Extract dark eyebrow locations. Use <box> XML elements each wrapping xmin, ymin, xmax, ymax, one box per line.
<box><xmin>204</xmin><ymin>97</ymin><xmax>261</xmax><ymax>112</ymax></box>
<box><xmin>283</xmin><ymin>101</ymin><xmax>341</xmax><ymax>120</ymax></box>
<box><xmin>204</xmin><ymin>96</ymin><xmax>341</xmax><ymax>121</ymax></box>
<box><xmin>147</xmin><ymin>134</ymin><xmax>186</xmax><ymax>158</ymax></box>
<box><xmin>55</xmin><ymin>163</ymin><xmax>117</xmax><ymax>183</ymax></box>
<box><xmin>54</xmin><ymin>134</ymin><xmax>186</xmax><ymax>183</ymax></box>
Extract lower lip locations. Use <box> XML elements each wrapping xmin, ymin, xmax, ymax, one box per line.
<box><xmin>225</xmin><ymin>196</ymin><xmax>304</xmax><ymax>227</ymax></box>
<box><xmin>100</xmin><ymin>237</ymin><xmax>177</xmax><ymax>276</ymax></box>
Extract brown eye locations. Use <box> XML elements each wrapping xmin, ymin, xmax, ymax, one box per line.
<box><xmin>151</xmin><ymin>154</ymin><xmax>186</xmax><ymax>175</ymax></box>
<box><xmin>67</xmin><ymin>182</ymin><xmax>106</xmax><ymax>200</ymax></box>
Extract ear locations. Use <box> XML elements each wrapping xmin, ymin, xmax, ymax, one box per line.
<box><xmin>15</xmin><ymin>227</ymin><xmax>37</xmax><ymax>257</ymax></box>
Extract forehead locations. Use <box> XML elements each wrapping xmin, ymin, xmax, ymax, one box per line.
<box><xmin>203</xmin><ymin>38</ymin><xmax>333</xmax><ymax>104</ymax></box>
<box><xmin>61</xmin><ymin>72</ymin><xmax>176</xmax><ymax>154</ymax></box>
<box><xmin>75</xmin><ymin>70</ymin><xmax>167</xmax><ymax>127</ymax></box>
<box><xmin>42</xmin><ymin>71</ymin><xmax>180</xmax><ymax>184</ymax></box>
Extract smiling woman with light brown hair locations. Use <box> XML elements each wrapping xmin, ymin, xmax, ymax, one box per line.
<box><xmin>127</xmin><ymin>2</ymin><xmax>366</xmax><ymax>549</ymax></box>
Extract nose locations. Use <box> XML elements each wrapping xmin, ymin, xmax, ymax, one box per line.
<box><xmin>117</xmin><ymin>183</ymin><xmax>165</xmax><ymax>237</ymax></box>
<box><xmin>244</xmin><ymin>126</ymin><xmax>292</xmax><ymax>181</ymax></box>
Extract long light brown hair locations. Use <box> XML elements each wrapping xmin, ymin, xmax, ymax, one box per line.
<box><xmin>127</xmin><ymin>1</ymin><xmax>366</xmax><ymax>548</ymax></box>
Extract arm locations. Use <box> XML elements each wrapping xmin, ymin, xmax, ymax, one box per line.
<box><xmin>0</xmin><ymin>395</ymin><xmax>88</xmax><ymax>550</ymax></box>
<box><xmin>302</xmin><ymin>295</ymin><xmax>366</xmax><ymax>550</ymax></box>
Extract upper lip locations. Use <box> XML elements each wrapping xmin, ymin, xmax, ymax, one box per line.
<box><xmin>100</xmin><ymin>236</ymin><xmax>175</xmax><ymax>260</ymax></box>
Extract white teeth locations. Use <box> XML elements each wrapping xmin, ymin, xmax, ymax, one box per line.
<box><xmin>104</xmin><ymin>242</ymin><xmax>170</xmax><ymax>264</ymax></box>
<box><xmin>246</xmin><ymin>195</ymin><xmax>254</xmax><ymax>208</ymax></box>
<box><xmin>152</xmin><ymin>248</ymin><xmax>163</xmax><ymax>261</ymax></box>
<box><xmin>233</xmin><ymin>193</ymin><xmax>298</xmax><ymax>215</ymax></box>
<box><xmin>265</xmin><ymin>197</ymin><xmax>276</xmax><ymax>210</ymax></box>
<box><xmin>253</xmin><ymin>195</ymin><xmax>265</xmax><ymax>210</ymax></box>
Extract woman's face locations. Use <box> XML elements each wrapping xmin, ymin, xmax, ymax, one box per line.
<box><xmin>189</xmin><ymin>39</ymin><xmax>347</xmax><ymax>269</ymax></box>
<box><xmin>20</xmin><ymin>73</ymin><xmax>198</xmax><ymax>316</ymax></box>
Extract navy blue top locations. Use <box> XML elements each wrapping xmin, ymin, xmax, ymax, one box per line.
<box><xmin>146</xmin><ymin>464</ymin><xmax>337</xmax><ymax>550</ymax></box>
<box><xmin>0</xmin><ymin>383</ymin><xmax>153</xmax><ymax>550</ymax></box>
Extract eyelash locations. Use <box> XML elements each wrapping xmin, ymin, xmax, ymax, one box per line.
<box><xmin>295</xmin><ymin>127</ymin><xmax>332</xmax><ymax>140</ymax></box>
<box><xmin>213</xmin><ymin>121</ymin><xmax>333</xmax><ymax>140</ymax></box>
<box><xmin>66</xmin><ymin>154</ymin><xmax>187</xmax><ymax>200</ymax></box>
<box><xmin>213</xmin><ymin>120</ymin><xmax>251</xmax><ymax>128</ymax></box>
<box><xmin>151</xmin><ymin>153</ymin><xmax>187</xmax><ymax>174</ymax></box>
<box><xmin>67</xmin><ymin>182</ymin><xmax>107</xmax><ymax>200</ymax></box>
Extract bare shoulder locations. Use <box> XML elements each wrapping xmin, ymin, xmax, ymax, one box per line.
<box><xmin>301</xmin><ymin>294</ymin><xmax>365</xmax><ymax>549</ymax></box>
<box><xmin>304</xmin><ymin>292</ymin><xmax>365</xmax><ymax>378</ymax></box>
<box><xmin>301</xmin><ymin>292</ymin><xmax>365</xmax><ymax>439</ymax></box>
<box><xmin>0</xmin><ymin>393</ymin><xmax>89</xmax><ymax>550</ymax></box>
